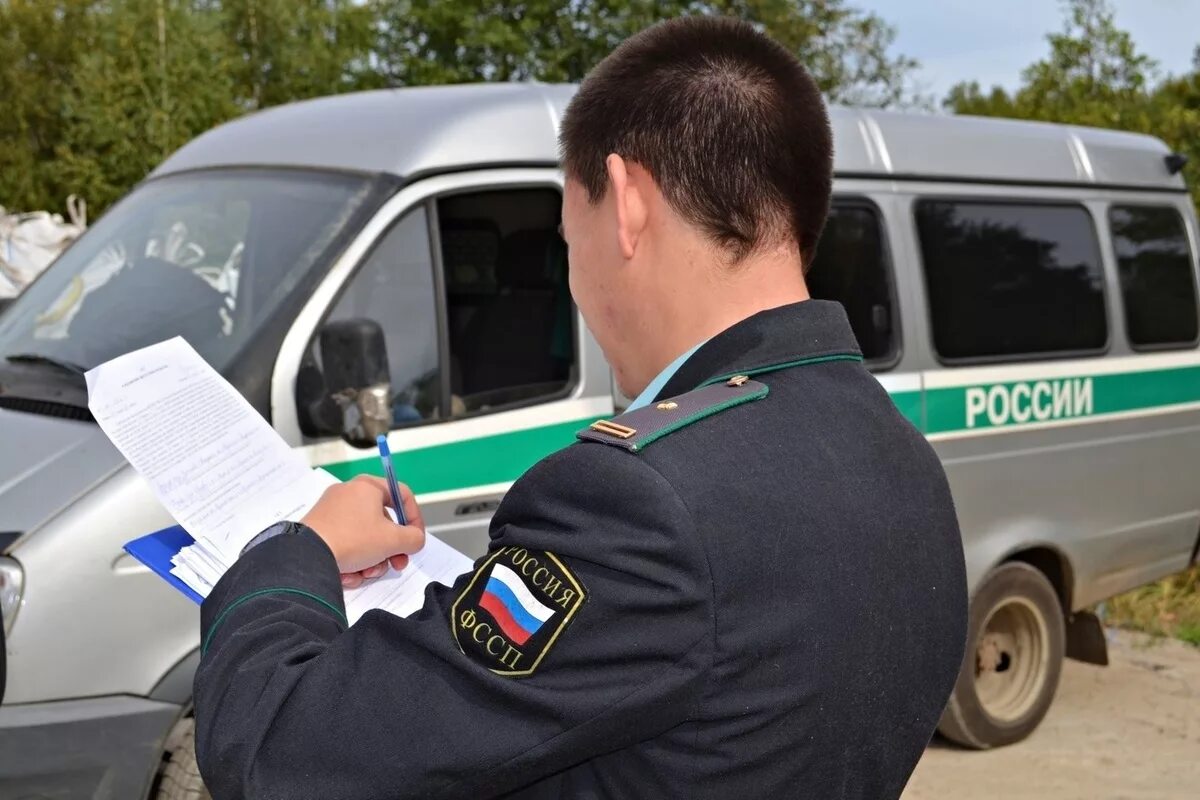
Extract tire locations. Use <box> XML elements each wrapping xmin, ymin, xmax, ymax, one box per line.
<box><xmin>155</xmin><ymin>717</ymin><xmax>212</xmax><ymax>800</ymax></box>
<box><xmin>938</xmin><ymin>562</ymin><xmax>1065</xmax><ymax>749</ymax></box>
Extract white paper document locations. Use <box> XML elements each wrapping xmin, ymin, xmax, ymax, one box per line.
<box><xmin>86</xmin><ymin>337</ymin><xmax>472</xmax><ymax>622</ymax></box>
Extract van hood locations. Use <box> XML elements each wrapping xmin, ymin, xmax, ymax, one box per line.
<box><xmin>0</xmin><ymin>407</ymin><xmax>125</xmax><ymax>538</ymax></box>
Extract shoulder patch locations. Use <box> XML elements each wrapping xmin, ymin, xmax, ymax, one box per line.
<box><xmin>451</xmin><ymin>545</ymin><xmax>586</xmax><ymax>677</ymax></box>
<box><xmin>578</xmin><ymin>375</ymin><xmax>768</xmax><ymax>452</ymax></box>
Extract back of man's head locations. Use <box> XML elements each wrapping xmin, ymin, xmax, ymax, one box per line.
<box><xmin>560</xmin><ymin>15</ymin><xmax>833</xmax><ymax>267</ymax></box>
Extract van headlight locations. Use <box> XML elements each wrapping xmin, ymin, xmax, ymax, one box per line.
<box><xmin>0</xmin><ymin>557</ymin><xmax>23</xmax><ymax>634</ymax></box>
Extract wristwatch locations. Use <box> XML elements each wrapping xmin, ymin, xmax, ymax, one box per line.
<box><xmin>240</xmin><ymin>520</ymin><xmax>303</xmax><ymax>556</ymax></box>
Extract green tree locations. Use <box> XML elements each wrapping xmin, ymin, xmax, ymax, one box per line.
<box><xmin>49</xmin><ymin>0</ymin><xmax>240</xmax><ymax>211</ymax></box>
<box><xmin>1</xmin><ymin>0</ymin><xmax>920</xmax><ymax>217</ymax></box>
<box><xmin>1147</xmin><ymin>50</ymin><xmax>1200</xmax><ymax>209</ymax></box>
<box><xmin>941</xmin><ymin>82</ymin><xmax>1017</xmax><ymax>118</ymax></box>
<box><xmin>943</xmin><ymin>0</ymin><xmax>1198</xmax><ymax>213</ymax></box>
<box><xmin>220</xmin><ymin>0</ymin><xmax>377</xmax><ymax>107</ymax></box>
<box><xmin>1016</xmin><ymin>0</ymin><xmax>1157</xmax><ymax>129</ymax></box>
<box><xmin>945</xmin><ymin>0</ymin><xmax>1157</xmax><ymax>127</ymax></box>
<box><xmin>0</xmin><ymin>0</ymin><xmax>100</xmax><ymax>212</ymax></box>
<box><xmin>372</xmin><ymin>0</ymin><xmax>919</xmax><ymax>107</ymax></box>
<box><xmin>0</xmin><ymin>0</ymin><xmax>377</xmax><ymax>215</ymax></box>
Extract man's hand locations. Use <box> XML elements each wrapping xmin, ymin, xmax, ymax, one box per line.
<box><xmin>300</xmin><ymin>475</ymin><xmax>426</xmax><ymax>589</ymax></box>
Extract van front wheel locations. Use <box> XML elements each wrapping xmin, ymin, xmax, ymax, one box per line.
<box><xmin>938</xmin><ymin>562</ymin><xmax>1065</xmax><ymax>749</ymax></box>
<box><xmin>154</xmin><ymin>716</ymin><xmax>211</xmax><ymax>800</ymax></box>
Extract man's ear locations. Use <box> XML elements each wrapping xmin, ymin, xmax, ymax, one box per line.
<box><xmin>606</xmin><ymin>154</ymin><xmax>648</xmax><ymax>260</ymax></box>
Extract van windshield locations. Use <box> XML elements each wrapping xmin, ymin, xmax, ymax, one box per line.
<box><xmin>0</xmin><ymin>169</ymin><xmax>378</xmax><ymax>376</ymax></box>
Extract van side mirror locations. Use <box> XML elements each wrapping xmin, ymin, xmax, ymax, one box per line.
<box><xmin>319</xmin><ymin>318</ymin><xmax>392</xmax><ymax>448</ymax></box>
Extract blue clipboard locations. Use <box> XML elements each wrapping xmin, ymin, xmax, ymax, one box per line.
<box><xmin>123</xmin><ymin>526</ymin><xmax>205</xmax><ymax>605</ymax></box>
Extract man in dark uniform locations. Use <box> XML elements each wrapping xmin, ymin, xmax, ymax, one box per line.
<box><xmin>194</xmin><ymin>16</ymin><xmax>966</xmax><ymax>799</ymax></box>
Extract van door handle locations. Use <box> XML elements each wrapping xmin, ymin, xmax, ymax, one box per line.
<box><xmin>455</xmin><ymin>498</ymin><xmax>502</xmax><ymax>516</ymax></box>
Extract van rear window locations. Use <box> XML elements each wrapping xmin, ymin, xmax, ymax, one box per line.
<box><xmin>1109</xmin><ymin>205</ymin><xmax>1199</xmax><ymax>350</ymax></box>
<box><xmin>915</xmin><ymin>200</ymin><xmax>1108</xmax><ymax>362</ymax></box>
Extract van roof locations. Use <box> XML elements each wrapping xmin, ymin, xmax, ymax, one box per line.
<box><xmin>152</xmin><ymin>83</ymin><xmax>1186</xmax><ymax>192</ymax></box>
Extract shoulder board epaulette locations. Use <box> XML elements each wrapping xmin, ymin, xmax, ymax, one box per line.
<box><xmin>577</xmin><ymin>375</ymin><xmax>768</xmax><ymax>452</ymax></box>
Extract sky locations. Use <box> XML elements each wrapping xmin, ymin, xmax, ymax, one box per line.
<box><xmin>866</xmin><ymin>0</ymin><xmax>1200</xmax><ymax>102</ymax></box>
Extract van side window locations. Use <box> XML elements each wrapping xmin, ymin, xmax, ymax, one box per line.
<box><xmin>1108</xmin><ymin>205</ymin><xmax>1199</xmax><ymax>349</ymax></box>
<box><xmin>808</xmin><ymin>202</ymin><xmax>897</xmax><ymax>364</ymax></box>
<box><xmin>436</xmin><ymin>188</ymin><xmax>575</xmax><ymax>417</ymax></box>
<box><xmin>916</xmin><ymin>200</ymin><xmax>1108</xmax><ymax>362</ymax></box>
<box><xmin>297</xmin><ymin>208</ymin><xmax>440</xmax><ymax>435</ymax></box>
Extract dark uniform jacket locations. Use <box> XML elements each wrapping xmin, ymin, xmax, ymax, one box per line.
<box><xmin>195</xmin><ymin>300</ymin><xmax>967</xmax><ymax>800</ymax></box>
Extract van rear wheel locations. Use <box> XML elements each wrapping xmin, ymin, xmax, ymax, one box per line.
<box><xmin>938</xmin><ymin>562</ymin><xmax>1064</xmax><ymax>749</ymax></box>
<box><xmin>154</xmin><ymin>716</ymin><xmax>211</xmax><ymax>800</ymax></box>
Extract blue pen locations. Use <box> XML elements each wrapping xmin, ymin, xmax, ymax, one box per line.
<box><xmin>376</xmin><ymin>434</ymin><xmax>409</xmax><ymax>526</ymax></box>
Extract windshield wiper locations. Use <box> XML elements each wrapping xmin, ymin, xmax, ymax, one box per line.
<box><xmin>4</xmin><ymin>353</ymin><xmax>90</xmax><ymax>375</ymax></box>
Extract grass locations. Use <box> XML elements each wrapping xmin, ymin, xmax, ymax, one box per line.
<box><xmin>1103</xmin><ymin>565</ymin><xmax>1200</xmax><ymax>647</ymax></box>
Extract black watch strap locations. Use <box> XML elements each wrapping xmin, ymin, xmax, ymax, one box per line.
<box><xmin>240</xmin><ymin>521</ymin><xmax>303</xmax><ymax>556</ymax></box>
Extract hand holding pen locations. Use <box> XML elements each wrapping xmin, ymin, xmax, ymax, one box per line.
<box><xmin>300</xmin><ymin>437</ymin><xmax>425</xmax><ymax>589</ymax></box>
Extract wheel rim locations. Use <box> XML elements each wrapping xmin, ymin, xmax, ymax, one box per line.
<box><xmin>974</xmin><ymin>596</ymin><xmax>1050</xmax><ymax>724</ymax></box>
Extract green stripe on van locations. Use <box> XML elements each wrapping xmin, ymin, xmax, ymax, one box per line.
<box><xmin>325</xmin><ymin>363</ymin><xmax>1199</xmax><ymax>491</ymax></box>
<box><xmin>324</xmin><ymin>417</ymin><xmax>602</xmax><ymax>492</ymax></box>
<box><xmin>923</xmin><ymin>364</ymin><xmax>1200</xmax><ymax>434</ymax></box>
<box><xmin>889</xmin><ymin>390</ymin><xmax>923</xmax><ymax>429</ymax></box>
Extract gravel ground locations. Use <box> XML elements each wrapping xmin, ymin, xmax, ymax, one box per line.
<box><xmin>903</xmin><ymin>630</ymin><xmax>1200</xmax><ymax>800</ymax></box>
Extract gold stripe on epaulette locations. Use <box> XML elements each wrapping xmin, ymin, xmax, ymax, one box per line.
<box><xmin>590</xmin><ymin>419</ymin><xmax>637</xmax><ymax>439</ymax></box>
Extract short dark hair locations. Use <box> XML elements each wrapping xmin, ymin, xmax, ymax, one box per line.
<box><xmin>560</xmin><ymin>16</ymin><xmax>833</xmax><ymax>266</ymax></box>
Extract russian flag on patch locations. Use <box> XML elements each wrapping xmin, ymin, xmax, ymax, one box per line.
<box><xmin>479</xmin><ymin>563</ymin><xmax>557</xmax><ymax>645</ymax></box>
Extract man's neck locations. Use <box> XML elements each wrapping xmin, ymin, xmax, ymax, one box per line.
<box><xmin>638</xmin><ymin>242</ymin><xmax>810</xmax><ymax>391</ymax></box>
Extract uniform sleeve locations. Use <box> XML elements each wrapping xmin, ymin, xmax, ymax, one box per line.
<box><xmin>193</xmin><ymin>442</ymin><xmax>714</xmax><ymax>800</ymax></box>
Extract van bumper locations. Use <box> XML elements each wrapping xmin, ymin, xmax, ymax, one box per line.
<box><xmin>0</xmin><ymin>695</ymin><xmax>179</xmax><ymax>799</ymax></box>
